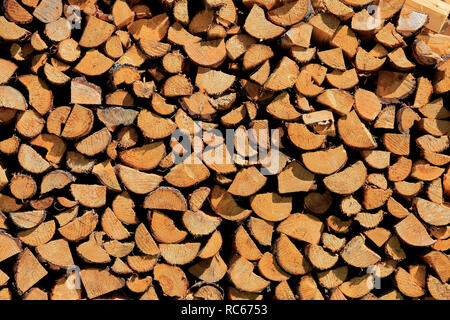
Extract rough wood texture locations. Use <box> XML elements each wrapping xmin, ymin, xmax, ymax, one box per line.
<box><xmin>0</xmin><ymin>0</ymin><xmax>448</xmax><ymax>301</ymax></box>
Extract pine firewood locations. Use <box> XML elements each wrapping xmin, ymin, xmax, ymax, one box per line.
<box><xmin>154</xmin><ymin>264</ymin><xmax>188</xmax><ymax>298</ymax></box>
<box><xmin>0</xmin><ymin>193</ymin><xmax>24</xmax><ymax>212</ymax></box>
<box><xmin>80</xmin><ymin>268</ymin><xmax>125</xmax><ymax>299</ymax></box>
<box><xmin>0</xmin><ymin>85</ymin><xmax>28</xmax><ymax>111</ymax></box>
<box><xmin>0</xmin><ymin>231</ymin><xmax>22</xmax><ymax>262</ymax></box>
<box><xmin>414</xmin><ymin>198</ymin><xmax>450</xmax><ymax>227</ymax></box>
<box><xmin>298</xmin><ymin>274</ymin><xmax>324</xmax><ymax>300</ymax></box>
<box><xmin>9</xmin><ymin>174</ymin><xmax>37</xmax><ymax>200</ymax></box>
<box><xmin>323</xmin><ymin>161</ymin><xmax>367</xmax><ymax>194</ymax></box>
<box><xmin>281</xmin><ymin>22</ymin><xmax>313</xmax><ymax>48</ymax></box>
<box><xmin>228</xmin><ymin>255</ymin><xmax>270</xmax><ymax>293</ymax></box>
<box><xmin>14</xmin><ymin>248</ymin><xmax>48</xmax><ymax>295</ymax></box>
<box><xmin>10</xmin><ymin>210</ymin><xmax>46</xmax><ymax>229</ymax></box>
<box><xmin>210</xmin><ymin>185</ymin><xmax>251</xmax><ymax>221</ymax></box>
<box><xmin>427</xmin><ymin>275</ymin><xmax>450</xmax><ymax>300</ymax></box>
<box><xmin>244</xmin><ymin>5</ymin><xmax>285</xmax><ymax>40</ymax></box>
<box><xmin>0</xmin><ymin>16</ymin><xmax>30</xmax><ymax>40</ymax></box>
<box><xmin>302</xmin><ymin>145</ymin><xmax>347</xmax><ymax>175</ymax></box>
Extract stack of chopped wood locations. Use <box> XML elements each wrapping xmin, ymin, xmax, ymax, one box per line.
<box><xmin>0</xmin><ymin>0</ymin><xmax>449</xmax><ymax>301</ymax></box>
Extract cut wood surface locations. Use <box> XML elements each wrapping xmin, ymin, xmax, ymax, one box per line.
<box><xmin>0</xmin><ymin>0</ymin><xmax>448</xmax><ymax>301</ymax></box>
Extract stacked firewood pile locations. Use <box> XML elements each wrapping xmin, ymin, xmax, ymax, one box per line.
<box><xmin>0</xmin><ymin>0</ymin><xmax>449</xmax><ymax>300</ymax></box>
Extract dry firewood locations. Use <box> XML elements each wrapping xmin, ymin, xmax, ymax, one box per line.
<box><xmin>126</xmin><ymin>254</ymin><xmax>157</xmax><ymax>273</ymax></box>
<box><xmin>105</xmin><ymin>90</ymin><xmax>135</xmax><ymax>107</ymax></box>
<box><xmin>129</xmin><ymin>13</ymin><xmax>170</xmax><ymax>41</ymax></box>
<box><xmin>100</xmin><ymin>208</ymin><xmax>130</xmax><ymax>241</ymax></box>
<box><xmin>0</xmin><ymin>193</ymin><xmax>24</xmax><ymax>212</ymax></box>
<box><xmin>184</xmin><ymin>39</ymin><xmax>226</xmax><ymax>68</ymax></box>
<box><xmin>422</xmin><ymin>251</ymin><xmax>450</xmax><ymax>283</ymax></box>
<box><xmin>14</xmin><ymin>248</ymin><xmax>48</xmax><ymax>295</ymax></box>
<box><xmin>111</xmin><ymin>66</ymin><xmax>140</xmax><ymax>87</ymax></box>
<box><xmin>70</xmin><ymin>77</ymin><xmax>102</xmax><ymax>105</ymax></box>
<box><xmin>277</xmin><ymin>213</ymin><xmax>324</xmax><ymax>245</ymax></box>
<box><xmin>339</xmin><ymin>274</ymin><xmax>374</xmax><ymax>299</ymax></box>
<box><xmin>228</xmin><ymin>255</ymin><xmax>270</xmax><ymax>293</ymax></box>
<box><xmin>197</xmin><ymin>230</ymin><xmax>222</xmax><ymax>259</ymax></box>
<box><xmin>383</xmin><ymin>133</ymin><xmax>410</xmax><ymax>156</ymax></box>
<box><xmin>40</xmin><ymin>170</ymin><xmax>75</xmax><ymax>194</ymax></box>
<box><xmin>416</xmin><ymin>135</ymin><xmax>449</xmax><ymax>153</ymax></box>
<box><xmin>244</xmin><ymin>5</ymin><xmax>285</xmax><ymax>40</ymax></box>
<box><xmin>298</xmin><ymin>274</ymin><xmax>324</xmax><ymax>300</ymax></box>
<box><xmin>0</xmin><ymin>231</ymin><xmax>22</xmax><ymax>262</ymax></box>
<box><xmin>374</xmin><ymin>105</ymin><xmax>396</xmax><ymax>129</ymax></box>
<box><xmin>104</xmin><ymin>241</ymin><xmax>134</xmax><ymax>259</ymax></box>
<box><xmin>9</xmin><ymin>210</ymin><xmax>46</xmax><ymax>230</ymax></box>
<box><xmin>264</xmin><ymin>56</ymin><xmax>298</xmax><ymax>91</ymax></box>
<box><xmin>0</xmin><ymin>59</ymin><xmax>18</xmax><ymax>84</ymax></box>
<box><xmin>144</xmin><ymin>187</ymin><xmax>187</xmax><ymax>212</ymax></box>
<box><xmin>267</xmin><ymin>0</ymin><xmax>308</xmax><ymax>26</ymax></box>
<box><xmin>305</xmin><ymin>244</ymin><xmax>339</xmax><ymax>270</ymax></box>
<box><xmin>116</xmin><ymin>164</ymin><xmax>162</xmax><ymax>195</ymax></box>
<box><xmin>167</xmin><ymin>22</ymin><xmax>202</xmax><ymax>45</ymax></box>
<box><xmin>395</xmin><ymin>267</ymin><xmax>425</xmax><ymax>298</ymax></box>
<box><xmin>309</xmin><ymin>12</ymin><xmax>340</xmax><ymax>45</ymax></box>
<box><xmin>76</xmin><ymin>232</ymin><xmax>111</xmax><ymax>264</ymax></box>
<box><xmin>80</xmin><ymin>268</ymin><xmax>125</xmax><ymax>299</ymax></box>
<box><xmin>210</xmin><ymin>185</ymin><xmax>251</xmax><ymax>221</ymax></box>
<box><xmin>317</xmin><ymin>89</ymin><xmax>353</xmax><ymax>115</ymax></box>
<box><xmin>257</xmin><ymin>252</ymin><xmax>290</xmax><ymax>281</ymax></box>
<box><xmin>233</xmin><ymin>225</ymin><xmax>262</xmax><ymax>261</ymax></box>
<box><xmin>286</xmin><ymin>122</ymin><xmax>326</xmax><ymax>150</ymax></box>
<box><xmin>397</xmin><ymin>106</ymin><xmax>420</xmax><ymax>132</ymax></box>
<box><xmin>160</xmin><ymin>242</ymin><xmax>200</xmax><ymax>265</ymax></box>
<box><xmin>0</xmin><ymin>16</ymin><xmax>30</xmax><ymax>40</ymax></box>
<box><xmin>250</xmin><ymin>192</ymin><xmax>292</xmax><ymax>222</ymax></box>
<box><xmin>58</xmin><ymin>210</ymin><xmax>98</xmax><ymax>242</ymax></box>
<box><xmin>74</xmin><ymin>128</ymin><xmax>111</xmax><ymax>156</ymax></box>
<box><xmin>317</xmin><ymin>266</ymin><xmax>348</xmax><ymax>290</ymax></box>
<box><xmin>281</xmin><ymin>22</ymin><xmax>313</xmax><ymax>48</ymax></box>
<box><xmin>414</xmin><ymin>198</ymin><xmax>450</xmax><ymax>227</ymax></box>
<box><xmin>351</xmin><ymin>9</ymin><xmax>382</xmax><ymax>39</ymax></box>
<box><xmin>137</xmin><ymin>109</ymin><xmax>177</xmax><ymax>139</ymax></box>
<box><xmin>0</xmin><ymin>85</ymin><xmax>27</xmax><ymax>111</ymax></box>
<box><xmin>97</xmin><ymin>107</ymin><xmax>138</xmax><ymax>132</ymax></box>
<box><xmin>326</xmin><ymin>69</ymin><xmax>358</xmax><ymax>91</ymax></box>
<box><xmin>154</xmin><ymin>264</ymin><xmax>188</xmax><ymax>298</ymax></box>
<box><xmin>266</xmin><ymin>92</ymin><xmax>301</xmax><ymax>121</ymax></box>
<box><xmin>9</xmin><ymin>174</ymin><xmax>37</xmax><ymax>200</ymax></box>
<box><xmin>427</xmin><ymin>275</ymin><xmax>450</xmax><ymax>301</ymax></box>
<box><xmin>321</xmin><ymin>233</ymin><xmax>346</xmax><ymax>252</ymax></box>
<box><xmin>180</xmin><ymin>91</ymin><xmax>216</xmax><ymax>120</ymax></box>
<box><xmin>196</xmin><ymin>67</ymin><xmax>235</xmax><ymax>96</ymax></box>
<box><xmin>18</xmin><ymin>144</ymin><xmax>51</xmax><ymax>174</ymax></box>
<box><xmin>323</xmin><ymin>161</ymin><xmax>367</xmax><ymax>195</ymax></box>
<box><xmin>277</xmin><ymin>160</ymin><xmax>315</xmax><ymax>194</ymax></box>
<box><xmin>126</xmin><ymin>275</ymin><xmax>152</xmax><ymax>294</ymax></box>
<box><xmin>337</xmin><ymin>111</ymin><xmax>377</xmax><ymax>149</ymax></box>
<box><xmin>318</xmin><ymin>48</ymin><xmax>346</xmax><ymax>71</ymax></box>
<box><xmin>243</xmin><ymin>44</ymin><xmax>273</xmax><ymax>71</ymax></box>
<box><xmin>302</xmin><ymin>145</ymin><xmax>347</xmax><ymax>175</ymax></box>
<box><xmin>377</xmin><ymin>71</ymin><xmax>416</xmax><ymax>103</ymax></box>
<box><xmin>394</xmin><ymin>214</ymin><xmax>435</xmax><ymax>247</ymax></box>
<box><xmin>54</xmin><ymin>206</ymin><xmax>78</xmax><ymax>227</ymax></box>
<box><xmin>0</xmin><ymin>135</ymin><xmax>19</xmax><ymax>155</ymax></box>
<box><xmin>388</xmin><ymin>157</ymin><xmax>412</xmax><ymax>182</ymax></box>
<box><xmin>355</xmin><ymin>47</ymin><xmax>386</xmax><ymax>73</ymax></box>
<box><xmin>412</xmin><ymin>39</ymin><xmax>443</xmax><ymax>67</ymax></box>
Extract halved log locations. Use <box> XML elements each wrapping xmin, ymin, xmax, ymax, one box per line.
<box><xmin>228</xmin><ymin>255</ymin><xmax>270</xmax><ymax>293</ymax></box>
<box><xmin>244</xmin><ymin>5</ymin><xmax>285</xmax><ymax>40</ymax></box>
<box><xmin>323</xmin><ymin>161</ymin><xmax>367</xmax><ymax>195</ymax></box>
<box><xmin>277</xmin><ymin>213</ymin><xmax>324</xmax><ymax>245</ymax></box>
<box><xmin>395</xmin><ymin>214</ymin><xmax>436</xmax><ymax>247</ymax></box>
